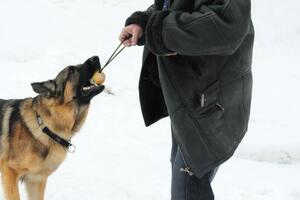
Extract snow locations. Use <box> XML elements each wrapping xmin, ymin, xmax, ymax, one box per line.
<box><xmin>0</xmin><ymin>0</ymin><xmax>299</xmax><ymax>199</ymax></box>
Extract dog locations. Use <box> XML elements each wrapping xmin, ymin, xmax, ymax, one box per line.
<box><xmin>0</xmin><ymin>56</ymin><xmax>105</xmax><ymax>200</ymax></box>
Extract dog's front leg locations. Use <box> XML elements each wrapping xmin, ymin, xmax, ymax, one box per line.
<box><xmin>24</xmin><ymin>175</ymin><xmax>47</xmax><ymax>200</ymax></box>
<box><xmin>1</xmin><ymin>165</ymin><xmax>20</xmax><ymax>200</ymax></box>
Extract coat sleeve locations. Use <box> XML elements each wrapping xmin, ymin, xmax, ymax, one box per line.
<box><xmin>145</xmin><ymin>0</ymin><xmax>252</xmax><ymax>56</ymax></box>
<box><xmin>125</xmin><ymin>4</ymin><xmax>155</xmax><ymax>46</ymax></box>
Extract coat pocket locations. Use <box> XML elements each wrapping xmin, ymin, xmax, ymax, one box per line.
<box><xmin>191</xmin><ymin>81</ymin><xmax>229</xmax><ymax>159</ymax></box>
<box><xmin>194</xmin><ymin>81</ymin><xmax>224</xmax><ymax>118</ymax></box>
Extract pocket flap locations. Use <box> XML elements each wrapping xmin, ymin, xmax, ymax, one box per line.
<box><xmin>195</xmin><ymin>81</ymin><xmax>224</xmax><ymax>115</ymax></box>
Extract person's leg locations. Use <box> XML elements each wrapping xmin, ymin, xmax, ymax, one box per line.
<box><xmin>171</xmin><ymin>147</ymin><xmax>217</xmax><ymax>200</ymax></box>
<box><xmin>170</xmin><ymin>133</ymin><xmax>178</xmax><ymax>168</ymax></box>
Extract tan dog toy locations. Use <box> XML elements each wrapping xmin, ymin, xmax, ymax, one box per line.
<box><xmin>90</xmin><ymin>71</ymin><xmax>105</xmax><ymax>85</ymax></box>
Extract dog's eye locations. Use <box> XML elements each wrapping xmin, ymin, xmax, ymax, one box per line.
<box><xmin>69</xmin><ymin>67</ymin><xmax>76</xmax><ymax>74</ymax></box>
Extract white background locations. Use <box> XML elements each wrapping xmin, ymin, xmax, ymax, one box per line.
<box><xmin>0</xmin><ymin>0</ymin><xmax>299</xmax><ymax>199</ymax></box>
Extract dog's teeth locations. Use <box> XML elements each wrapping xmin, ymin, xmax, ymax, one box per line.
<box><xmin>83</xmin><ymin>87</ymin><xmax>88</xmax><ymax>91</ymax></box>
<box><xmin>83</xmin><ymin>85</ymin><xmax>95</xmax><ymax>91</ymax></box>
<box><xmin>90</xmin><ymin>79</ymin><xmax>99</xmax><ymax>86</ymax></box>
<box><xmin>89</xmin><ymin>79</ymin><xmax>95</xmax><ymax>85</ymax></box>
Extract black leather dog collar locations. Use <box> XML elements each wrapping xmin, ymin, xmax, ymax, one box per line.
<box><xmin>37</xmin><ymin>115</ymin><xmax>76</xmax><ymax>153</ymax></box>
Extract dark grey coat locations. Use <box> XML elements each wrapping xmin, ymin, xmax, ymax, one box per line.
<box><xmin>126</xmin><ymin>0</ymin><xmax>254</xmax><ymax>178</ymax></box>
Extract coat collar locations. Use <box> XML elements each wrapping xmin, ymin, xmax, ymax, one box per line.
<box><xmin>155</xmin><ymin>0</ymin><xmax>180</xmax><ymax>10</ymax></box>
<box><xmin>155</xmin><ymin>0</ymin><xmax>165</xmax><ymax>10</ymax></box>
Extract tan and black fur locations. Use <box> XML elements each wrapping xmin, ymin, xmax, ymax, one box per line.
<box><xmin>0</xmin><ymin>56</ymin><xmax>104</xmax><ymax>200</ymax></box>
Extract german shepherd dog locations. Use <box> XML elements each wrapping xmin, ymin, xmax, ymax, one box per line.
<box><xmin>0</xmin><ymin>56</ymin><xmax>104</xmax><ymax>200</ymax></box>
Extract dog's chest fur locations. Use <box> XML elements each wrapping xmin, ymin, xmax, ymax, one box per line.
<box><xmin>0</xmin><ymin>99</ymin><xmax>73</xmax><ymax>177</ymax></box>
<box><xmin>8</xmin><ymin>116</ymin><xmax>67</xmax><ymax>176</ymax></box>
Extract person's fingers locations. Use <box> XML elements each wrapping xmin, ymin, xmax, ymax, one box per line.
<box><xmin>123</xmin><ymin>39</ymin><xmax>132</xmax><ymax>47</ymax></box>
<box><xmin>123</xmin><ymin>40</ymin><xmax>132</xmax><ymax>47</ymax></box>
<box><xmin>119</xmin><ymin>28</ymin><xmax>130</xmax><ymax>42</ymax></box>
<box><xmin>119</xmin><ymin>31</ymin><xmax>124</xmax><ymax>42</ymax></box>
<box><xmin>119</xmin><ymin>25</ymin><xmax>142</xmax><ymax>46</ymax></box>
<box><xmin>131</xmin><ymin>28</ymin><xmax>139</xmax><ymax>46</ymax></box>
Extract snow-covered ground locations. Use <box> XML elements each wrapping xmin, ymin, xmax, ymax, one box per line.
<box><xmin>0</xmin><ymin>0</ymin><xmax>299</xmax><ymax>199</ymax></box>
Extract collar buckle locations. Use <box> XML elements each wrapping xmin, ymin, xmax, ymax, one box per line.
<box><xmin>67</xmin><ymin>144</ymin><xmax>77</xmax><ymax>153</ymax></box>
<box><xmin>37</xmin><ymin>115</ymin><xmax>43</xmax><ymax>126</ymax></box>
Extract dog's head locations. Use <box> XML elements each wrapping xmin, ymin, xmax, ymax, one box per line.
<box><xmin>31</xmin><ymin>56</ymin><xmax>105</xmax><ymax>105</ymax></box>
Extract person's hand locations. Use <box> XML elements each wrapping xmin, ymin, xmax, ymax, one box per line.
<box><xmin>119</xmin><ymin>24</ymin><xmax>143</xmax><ymax>47</ymax></box>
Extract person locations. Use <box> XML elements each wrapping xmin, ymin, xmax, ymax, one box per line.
<box><xmin>119</xmin><ymin>0</ymin><xmax>254</xmax><ymax>199</ymax></box>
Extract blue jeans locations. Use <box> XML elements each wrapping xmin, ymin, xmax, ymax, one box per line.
<box><xmin>171</xmin><ymin>135</ymin><xmax>218</xmax><ymax>200</ymax></box>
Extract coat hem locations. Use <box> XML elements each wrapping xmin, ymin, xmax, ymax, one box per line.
<box><xmin>193</xmin><ymin>127</ymin><xmax>248</xmax><ymax>179</ymax></box>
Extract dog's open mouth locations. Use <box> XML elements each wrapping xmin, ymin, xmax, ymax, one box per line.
<box><xmin>81</xmin><ymin>80</ymin><xmax>104</xmax><ymax>97</ymax></box>
<box><xmin>78</xmin><ymin>56</ymin><xmax>105</xmax><ymax>102</ymax></box>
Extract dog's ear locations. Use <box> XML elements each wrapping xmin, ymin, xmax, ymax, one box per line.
<box><xmin>31</xmin><ymin>80</ymin><xmax>56</xmax><ymax>97</ymax></box>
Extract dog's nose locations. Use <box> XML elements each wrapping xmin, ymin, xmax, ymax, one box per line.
<box><xmin>90</xmin><ymin>56</ymin><xmax>99</xmax><ymax>64</ymax></box>
<box><xmin>85</xmin><ymin>56</ymin><xmax>101</xmax><ymax>69</ymax></box>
